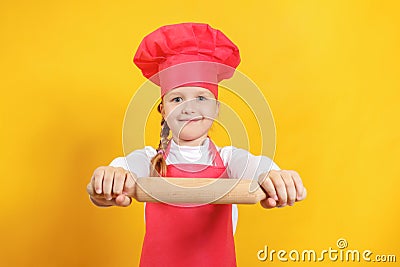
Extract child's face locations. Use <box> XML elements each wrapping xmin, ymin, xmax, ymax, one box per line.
<box><xmin>161</xmin><ymin>86</ymin><xmax>219</xmax><ymax>145</ymax></box>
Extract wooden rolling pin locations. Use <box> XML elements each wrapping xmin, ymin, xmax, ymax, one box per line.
<box><xmin>87</xmin><ymin>177</ymin><xmax>267</xmax><ymax>204</ymax></box>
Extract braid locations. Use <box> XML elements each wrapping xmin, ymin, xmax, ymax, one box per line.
<box><xmin>150</xmin><ymin>102</ymin><xmax>170</xmax><ymax>177</ymax></box>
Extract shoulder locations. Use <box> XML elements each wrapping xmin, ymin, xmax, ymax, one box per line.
<box><xmin>109</xmin><ymin>146</ymin><xmax>157</xmax><ymax>167</ymax></box>
<box><xmin>216</xmin><ymin>144</ymin><xmax>280</xmax><ymax>170</ymax></box>
<box><xmin>215</xmin><ymin>144</ymin><xmax>235</xmax><ymax>162</ymax></box>
<box><xmin>126</xmin><ymin>146</ymin><xmax>157</xmax><ymax>159</ymax></box>
<box><xmin>215</xmin><ymin>144</ymin><xmax>251</xmax><ymax>161</ymax></box>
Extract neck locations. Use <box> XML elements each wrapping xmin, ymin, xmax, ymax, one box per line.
<box><xmin>172</xmin><ymin>134</ymin><xmax>208</xmax><ymax>146</ymax></box>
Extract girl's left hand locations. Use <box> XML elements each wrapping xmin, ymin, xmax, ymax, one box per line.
<box><xmin>258</xmin><ymin>170</ymin><xmax>307</xmax><ymax>209</ymax></box>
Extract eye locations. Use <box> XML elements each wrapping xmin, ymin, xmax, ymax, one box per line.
<box><xmin>171</xmin><ymin>97</ymin><xmax>183</xmax><ymax>103</ymax></box>
<box><xmin>198</xmin><ymin>96</ymin><xmax>207</xmax><ymax>101</ymax></box>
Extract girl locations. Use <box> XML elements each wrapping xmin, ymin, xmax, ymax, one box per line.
<box><xmin>87</xmin><ymin>23</ymin><xmax>307</xmax><ymax>267</ymax></box>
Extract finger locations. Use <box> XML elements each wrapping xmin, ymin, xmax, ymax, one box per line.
<box><xmin>113</xmin><ymin>168</ymin><xmax>126</xmax><ymax>195</ymax></box>
<box><xmin>258</xmin><ymin>174</ymin><xmax>278</xmax><ymax>201</ymax></box>
<box><xmin>260</xmin><ymin>197</ymin><xmax>277</xmax><ymax>209</ymax></box>
<box><xmin>87</xmin><ymin>174</ymin><xmax>96</xmax><ymax>196</ymax></box>
<box><xmin>269</xmin><ymin>171</ymin><xmax>287</xmax><ymax>207</ymax></box>
<box><xmin>123</xmin><ymin>172</ymin><xmax>137</xmax><ymax>197</ymax></box>
<box><xmin>89</xmin><ymin>194</ymin><xmax>117</xmax><ymax>206</ymax></box>
<box><xmin>291</xmin><ymin>171</ymin><xmax>305</xmax><ymax>200</ymax></box>
<box><xmin>103</xmin><ymin>168</ymin><xmax>115</xmax><ymax>201</ymax></box>
<box><xmin>93</xmin><ymin>167</ymin><xmax>105</xmax><ymax>194</ymax></box>
<box><xmin>298</xmin><ymin>187</ymin><xmax>307</xmax><ymax>201</ymax></box>
<box><xmin>281</xmin><ymin>171</ymin><xmax>296</xmax><ymax>206</ymax></box>
<box><xmin>86</xmin><ymin>182</ymin><xmax>95</xmax><ymax>196</ymax></box>
<box><xmin>115</xmin><ymin>194</ymin><xmax>132</xmax><ymax>207</ymax></box>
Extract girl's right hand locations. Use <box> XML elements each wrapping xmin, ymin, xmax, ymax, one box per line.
<box><xmin>87</xmin><ymin>166</ymin><xmax>137</xmax><ymax>207</ymax></box>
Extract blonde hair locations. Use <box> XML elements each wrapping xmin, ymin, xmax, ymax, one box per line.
<box><xmin>150</xmin><ymin>102</ymin><xmax>170</xmax><ymax>177</ymax></box>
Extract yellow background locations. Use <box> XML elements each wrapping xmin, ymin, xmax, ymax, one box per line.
<box><xmin>1</xmin><ymin>0</ymin><xmax>399</xmax><ymax>266</ymax></box>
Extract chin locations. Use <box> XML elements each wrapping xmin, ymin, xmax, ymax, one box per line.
<box><xmin>175</xmin><ymin>127</ymin><xmax>208</xmax><ymax>141</ymax></box>
<box><xmin>177</xmin><ymin>132</ymin><xmax>206</xmax><ymax>141</ymax></box>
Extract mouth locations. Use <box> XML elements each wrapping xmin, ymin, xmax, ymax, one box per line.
<box><xmin>179</xmin><ymin>117</ymin><xmax>203</xmax><ymax>122</ymax></box>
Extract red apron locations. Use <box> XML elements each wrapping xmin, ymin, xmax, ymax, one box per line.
<box><xmin>139</xmin><ymin>139</ymin><xmax>236</xmax><ymax>267</ymax></box>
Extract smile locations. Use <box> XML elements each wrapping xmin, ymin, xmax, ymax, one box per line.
<box><xmin>179</xmin><ymin>117</ymin><xmax>203</xmax><ymax>122</ymax></box>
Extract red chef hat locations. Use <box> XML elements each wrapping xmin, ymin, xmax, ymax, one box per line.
<box><xmin>133</xmin><ymin>23</ymin><xmax>241</xmax><ymax>99</ymax></box>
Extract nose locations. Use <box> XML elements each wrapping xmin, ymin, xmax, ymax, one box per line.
<box><xmin>181</xmin><ymin>99</ymin><xmax>196</xmax><ymax>114</ymax></box>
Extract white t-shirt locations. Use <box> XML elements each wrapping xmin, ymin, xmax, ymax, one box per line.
<box><xmin>109</xmin><ymin>137</ymin><xmax>280</xmax><ymax>235</ymax></box>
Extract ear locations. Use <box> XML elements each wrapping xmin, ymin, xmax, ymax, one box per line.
<box><xmin>215</xmin><ymin>100</ymin><xmax>220</xmax><ymax>115</ymax></box>
<box><xmin>160</xmin><ymin>102</ymin><xmax>165</xmax><ymax>118</ymax></box>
